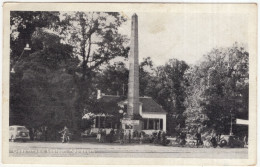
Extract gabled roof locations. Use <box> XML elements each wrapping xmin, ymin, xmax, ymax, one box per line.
<box><xmin>139</xmin><ymin>97</ymin><xmax>166</xmax><ymax>113</ymax></box>
<box><xmin>97</xmin><ymin>95</ymin><xmax>166</xmax><ymax>114</ymax></box>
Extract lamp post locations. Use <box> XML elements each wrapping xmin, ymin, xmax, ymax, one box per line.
<box><xmin>118</xmin><ymin>109</ymin><xmax>124</xmax><ymax>129</ymax></box>
<box><xmin>11</xmin><ymin>44</ymin><xmax>31</xmax><ymax>74</ymax></box>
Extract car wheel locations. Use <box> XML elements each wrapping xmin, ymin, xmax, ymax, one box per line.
<box><xmin>219</xmin><ymin>140</ymin><xmax>227</xmax><ymax>148</ymax></box>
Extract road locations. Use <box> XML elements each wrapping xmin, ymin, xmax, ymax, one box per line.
<box><xmin>9</xmin><ymin>141</ymin><xmax>248</xmax><ymax>158</ymax></box>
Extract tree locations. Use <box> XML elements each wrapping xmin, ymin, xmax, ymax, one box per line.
<box><xmin>95</xmin><ymin>61</ymin><xmax>128</xmax><ymax>96</ymax></box>
<box><xmin>60</xmin><ymin>12</ymin><xmax>129</xmax><ymax>80</ymax></box>
<box><xmin>10</xmin><ymin>28</ymin><xmax>79</xmax><ymax>140</ymax></box>
<box><xmin>10</xmin><ymin>11</ymin><xmax>60</xmax><ymax>67</ymax></box>
<box><xmin>139</xmin><ymin>57</ymin><xmax>154</xmax><ymax>96</ymax></box>
<box><xmin>183</xmin><ymin>66</ymin><xmax>208</xmax><ymax>134</ymax></box>
<box><xmin>184</xmin><ymin>43</ymin><xmax>249</xmax><ymax>135</ymax></box>
<box><xmin>59</xmin><ymin>12</ymin><xmax>129</xmax><ymax>129</ymax></box>
<box><xmin>144</xmin><ymin>59</ymin><xmax>189</xmax><ymax>135</ymax></box>
<box><xmin>95</xmin><ymin>57</ymin><xmax>154</xmax><ymax>97</ymax></box>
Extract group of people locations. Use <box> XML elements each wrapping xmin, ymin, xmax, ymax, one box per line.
<box><xmin>96</xmin><ymin>128</ymin><xmax>168</xmax><ymax>145</ymax></box>
<box><xmin>29</xmin><ymin>127</ymin><xmax>48</xmax><ymax>141</ymax></box>
<box><xmin>96</xmin><ymin>128</ymin><xmax>134</xmax><ymax>144</ymax></box>
<box><xmin>96</xmin><ymin>128</ymin><xmax>117</xmax><ymax>143</ymax></box>
<box><xmin>152</xmin><ymin>130</ymin><xmax>167</xmax><ymax>145</ymax></box>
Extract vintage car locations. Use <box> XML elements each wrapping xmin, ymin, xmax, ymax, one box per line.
<box><xmin>219</xmin><ymin>135</ymin><xmax>244</xmax><ymax>148</ymax></box>
<box><xmin>9</xmin><ymin>125</ymin><xmax>30</xmax><ymax>142</ymax></box>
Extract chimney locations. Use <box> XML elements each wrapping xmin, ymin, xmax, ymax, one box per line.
<box><xmin>127</xmin><ymin>13</ymin><xmax>139</xmax><ymax>118</ymax></box>
<box><xmin>97</xmin><ymin>90</ymin><xmax>101</xmax><ymax>99</ymax></box>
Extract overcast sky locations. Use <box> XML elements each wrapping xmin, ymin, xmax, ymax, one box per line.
<box><xmin>118</xmin><ymin>12</ymin><xmax>248</xmax><ymax>66</ymax></box>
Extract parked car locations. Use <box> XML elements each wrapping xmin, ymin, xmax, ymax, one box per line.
<box><xmin>9</xmin><ymin>125</ymin><xmax>30</xmax><ymax>142</ymax></box>
<box><xmin>219</xmin><ymin>135</ymin><xmax>244</xmax><ymax>148</ymax></box>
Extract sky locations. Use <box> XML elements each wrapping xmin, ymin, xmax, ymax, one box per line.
<box><xmin>117</xmin><ymin>12</ymin><xmax>248</xmax><ymax>66</ymax></box>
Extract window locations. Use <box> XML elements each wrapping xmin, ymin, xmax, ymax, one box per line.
<box><xmin>17</xmin><ymin>127</ymin><xmax>26</xmax><ymax>131</ymax></box>
<box><xmin>142</xmin><ymin>118</ymin><xmax>163</xmax><ymax>130</ymax></box>
<box><xmin>95</xmin><ymin>116</ymin><xmax>105</xmax><ymax>128</ymax></box>
<box><xmin>143</xmin><ymin>119</ymin><xmax>148</xmax><ymax>130</ymax></box>
<box><xmin>154</xmin><ymin>119</ymin><xmax>159</xmax><ymax>130</ymax></box>
<box><xmin>149</xmin><ymin>119</ymin><xmax>154</xmax><ymax>129</ymax></box>
<box><xmin>95</xmin><ymin>116</ymin><xmax>118</xmax><ymax>129</ymax></box>
<box><xmin>160</xmin><ymin>119</ymin><xmax>163</xmax><ymax>130</ymax></box>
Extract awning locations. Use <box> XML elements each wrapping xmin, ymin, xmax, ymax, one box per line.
<box><xmin>82</xmin><ymin>112</ymin><xmax>114</xmax><ymax>119</ymax></box>
<box><xmin>236</xmin><ymin>119</ymin><xmax>249</xmax><ymax>125</ymax></box>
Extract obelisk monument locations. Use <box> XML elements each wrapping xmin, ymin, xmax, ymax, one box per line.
<box><xmin>127</xmin><ymin>13</ymin><xmax>139</xmax><ymax>118</ymax></box>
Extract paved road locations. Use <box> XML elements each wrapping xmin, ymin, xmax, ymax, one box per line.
<box><xmin>9</xmin><ymin>141</ymin><xmax>248</xmax><ymax>158</ymax></box>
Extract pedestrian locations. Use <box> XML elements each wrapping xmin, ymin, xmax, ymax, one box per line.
<box><xmin>29</xmin><ymin>128</ymin><xmax>34</xmax><ymax>141</ymax></box>
<box><xmin>128</xmin><ymin>130</ymin><xmax>131</xmax><ymax>143</ymax></box>
<box><xmin>243</xmin><ymin>135</ymin><xmax>248</xmax><ymax>146</ymax></box>
<box><xmin>97</xmin><ymin>128</ymin><xmax>101</xmax><ymax>142</ymax></box>
<box><xmin>195</xmin><ymin>131</ymin><xmax>202</xmax><ymax>147</ymax></box>
<box><xmin>124</xmin><ymin>130</ymin><xmax>128</xmax><ymax>144</ymax></box>
<box><xmin>101</xmin><ymin>129</ymin><xmax>106</xmax><ymax>143</ymax></box>
<box><xmin>119</xmin><ymin>129</ymin><xmax>124</xmax><ymax>144</ymax></box>
<box><xmin>161</xmin><ymin>131</ymin><xmax>166</xmax><ymax>146</ymax></box>
<box><xmin>44</xmin><ymin>126</ymin><xmax>48</xmax><ymax>141</ymax></box>
<box><xmin>139</xmin><ymin>131</ymin><xmax>144</xmax><ymax>144</ymax></box>
<box><xmin>210</xmin><ymin>135</ymin><xmax>217</xmax><ymax>148</ymax></box>
<box><xmin>180</xmin><ymin>132</ymin><xmax>186</xmax><ymax>146</ymax></box>
<box><xmin>157</xmin><ymin>130</ymin><xmax>162</xmax><ymax>144</ymax></box>
<box><xmin>109</xmin><ymin>128</ymin><xmax>115</xmax><ymax>143</ymax></box>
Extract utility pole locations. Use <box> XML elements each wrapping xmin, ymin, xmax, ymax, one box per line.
<box><xmin>230</xmin><ymin>110</ymin><xmax>233</xmax><ymax>135</ymax></box>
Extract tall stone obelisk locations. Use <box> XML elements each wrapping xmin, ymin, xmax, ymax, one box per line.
<box><xmin>127</xmin><ymin>13</ymin><xmax>139</xmax><ymax>118</ymax></box>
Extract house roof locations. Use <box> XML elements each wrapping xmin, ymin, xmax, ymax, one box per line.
<box><xmin>139</xmin><ymin>97</ymin><xmax>166</xmax><ymax>113</ymax></box>
<box><xmin>97</xmin><ymin>95</ymin><xmax>166</xmax><ymax>114</ymax></box>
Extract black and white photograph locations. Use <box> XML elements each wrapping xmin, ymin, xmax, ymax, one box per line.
<box><xmin>2</xmin><ymin>2</ymin><xmax>257</xmax><ymax>166</ymax></box>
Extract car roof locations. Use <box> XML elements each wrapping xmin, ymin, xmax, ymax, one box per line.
<box><xmin>10</xmin><ymin>125</ymin><xmax>26</xmax><ymax>128</ymax></box>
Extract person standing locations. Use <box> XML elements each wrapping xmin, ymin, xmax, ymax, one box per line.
<box><xmin>195</xmin><ymin>131</ymin><xmax>202</xmax><ymax>147</ymax></box>
<box><xmin>139</xmin><ymin>131</ymin><xmax>144</xmax><ymax>144</ymax></box>
<box><xmin>157</xmin><ymin>131</ymin><xmax>162</xmax><ymax>144</ymax></box>
<box><xmin>119</xmin><ymin>129</ymin><xmax>124</xmax><ymax>144</ymax></box>
<box><xmin>244</xmin><ymin>135</ymin><xmax>248</xmax><ymax>146</ymax></box>
<box><xmin>97</xmin><ymin>128</ymin><xmax>101</xmax><ymax>142</ymax></box>
<box><xmin>128</xmin><ymin>130</ymin><xmax>131</xmax><ymax>143</ymax></box>
<box><xmin>100</xmin><ymin>128</ymin><xmax>104</xmax><ymax>143</ymax></box>
<box><xmin>124</xmin><ymin>130</ymin><xmax>128</xmax><ymax>144</ymax></box>
<box><xmin>102</xmin><ymin>129</ymin><xmax>107</xmax><ymax>143</ymax></box>
<box><xmin>109</xmin><ymin>128</ymin><xmax>115</xmax><ymax>143</ymax></box>
<box><xmin>210</xmin><ymin>134</ymin><xmax>218</xmax><ymax>148</ymax></box>
<box><xmin>161</xmin><ymin>131</ymin><xmax>166</xmax><ymax>146</ymax></box>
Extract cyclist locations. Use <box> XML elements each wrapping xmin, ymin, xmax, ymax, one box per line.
<box><xmin>60</xmin><ymin>126</ymin><xmax>70</xmax><ymax>143</ymax></box>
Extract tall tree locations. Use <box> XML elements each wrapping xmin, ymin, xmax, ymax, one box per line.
<box><xmin>95</xmin><ymin>61</ymin><xmax>129</xmax><ymax>96</ymax></box>
<box><xmin>59</xmin><ymin>12</ymin><xmax>129</xmax><ymax>127</ymax></box>
<box><xmin>144</xmin><ymin>59</ymin><xmax>189</xmax><ymax>135</ymax></box>
<box><xmin>10</xmin><ymin>28</ymin><xmax>79</xmax><ymax>140</ymax></box>
<box><xmin>184</xmin><ymin>43</ymin><xmax>249</xmax><ymax>135</ymax></box>
<box><xmin>60</xmin><ymin>12</ymin><xmax>129</xmax><ymax>80</ymax></box>
<box><xmin>139</xmin><ymin>57</ymin><xmax>154</xmax><ymax>97</ymax></box>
